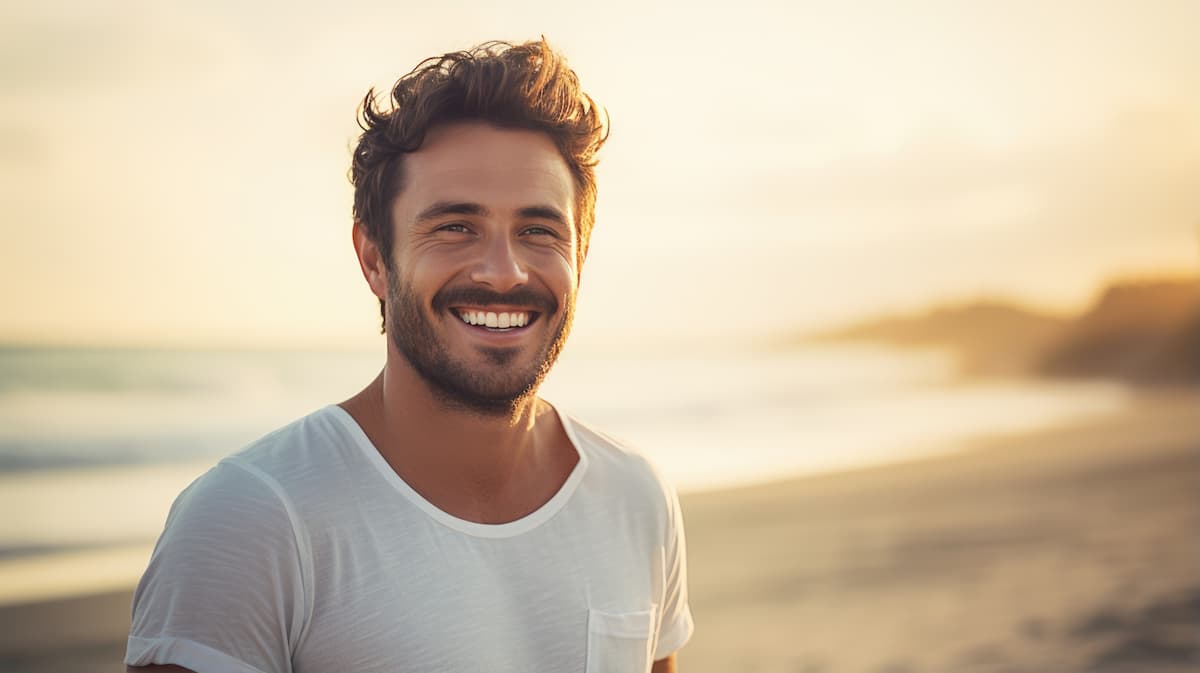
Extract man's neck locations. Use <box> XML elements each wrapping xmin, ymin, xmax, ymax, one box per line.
<box><xmin>339</xmin><ymin>353</ymin><xmax>573</xmax><ymax>524</ymax></box>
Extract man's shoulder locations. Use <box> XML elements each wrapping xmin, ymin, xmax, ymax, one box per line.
<box><xmin>561</xmin><ymin>411</ymin><xmax>650</xmax><ymax>465</ymax></box>
<box><xmin>558</xmin><ymin>410</ymin><xmax>677</xmax><ymax>502</ymax></box>
<box><xmin>170</xmin><ymin>405</ymin><xmax>352</xmax><ymax>521</ymax></box>
<box><xmin>229</xmin><ymin>404</ymin><xmax>348</xmax><ymax>469</ymax></box>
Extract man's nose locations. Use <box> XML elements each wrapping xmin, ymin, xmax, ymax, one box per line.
<box><xmin>469</xmin><ymin>235</ymin><xmax>529</xmax><ymax>292</ymax></box>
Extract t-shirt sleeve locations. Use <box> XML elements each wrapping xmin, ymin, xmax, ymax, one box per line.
<box><xmin>126</xmin><ymin>459</ymin><xmax>311</xmax><ymax>673</ymax></box>
<box><xmin>654</xmin><ymin>482</ymin><xmax>694</xmax><ymax>660</ymax></box>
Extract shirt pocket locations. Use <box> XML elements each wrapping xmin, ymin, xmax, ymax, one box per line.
<box><xmin>585</xmin><ymin>606</ymin><xmax>657</xmax><ymax>673</ymax></box>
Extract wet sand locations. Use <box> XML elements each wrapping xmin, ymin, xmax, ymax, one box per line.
<box><xmin>2</xmin><ymin>389</ymin><xmax>1197</xmax><ymax>673</ymax></box>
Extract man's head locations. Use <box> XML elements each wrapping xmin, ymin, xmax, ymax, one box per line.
<box><xmin>349</xmin><ymin>40</ymin><xmax>606</xmax><ymax>415</ymax></box>
<box><xmin>350</xmin><ymin>39</ymin><xmax>608</xmax><ymax>332</ymax></box>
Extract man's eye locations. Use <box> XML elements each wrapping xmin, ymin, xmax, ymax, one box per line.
<box><xmin>438</xmin><ymin>223</ymin><xmax>470</xmax><ymax>233</ymax></box>
<box><xmin>523</xmin><ymin>226</ymin><xmax>557</xmax><ymax>237</ymax></box>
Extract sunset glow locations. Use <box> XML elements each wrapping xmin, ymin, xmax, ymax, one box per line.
<box><xmin>2</xmin><ymin>0</ymin><xmax>1196</xmax><ymax>348</ymax></box>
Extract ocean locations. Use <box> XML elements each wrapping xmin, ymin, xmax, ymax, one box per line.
<box><xmin>0</xmin><ymin>343</ymin><xmax>1128</xmax><ymax>604</ymax></box>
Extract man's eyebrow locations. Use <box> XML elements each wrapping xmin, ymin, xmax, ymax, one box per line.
<box><xmin>516</xmin><ymin>206</ymin><xmax>570</xmax><ymax>227</ymax></box>
<box><xmin>415</xmin><ymin>201</ymin><xmax>490</xmax><ymax>222</ymax></box>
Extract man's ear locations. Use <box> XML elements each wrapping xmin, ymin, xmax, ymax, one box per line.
<box><xmin>352</xmin><ymin>222</ymin><xmax>388</xmax><ymax>301</ymax></box>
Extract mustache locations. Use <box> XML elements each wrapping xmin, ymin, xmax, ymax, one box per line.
<box><xmin>431</xmin><ymin>286</ymin><xmax>558</xmax><ymax>315</ymax></box>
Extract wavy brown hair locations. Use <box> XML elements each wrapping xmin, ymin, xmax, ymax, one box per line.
<box><xmin>350</xmin><ymin>39</ymin><xmax>609</xmax><ymax>332</ymax></box>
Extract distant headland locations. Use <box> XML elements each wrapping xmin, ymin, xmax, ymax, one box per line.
<box><xmin>796</xmin><ymin>276</ymin><xmax>1200</xmax><ymax>385</ymax></box>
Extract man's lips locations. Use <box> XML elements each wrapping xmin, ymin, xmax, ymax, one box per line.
<box><xmin>434</xmin><ymin>287</ymin><xmax>556</xmax><ymax>333</ymax></box>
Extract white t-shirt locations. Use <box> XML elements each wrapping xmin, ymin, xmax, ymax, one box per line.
<box><xmin>126</xmin><ymin>404</ymin><xmax>693</xmax><ymax>673</ymax></box>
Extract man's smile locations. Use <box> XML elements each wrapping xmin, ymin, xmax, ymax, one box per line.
<box><xmin>455</xmin><ymin>308</ymin><xmax>538</xmax><ymax>330</ymax></box>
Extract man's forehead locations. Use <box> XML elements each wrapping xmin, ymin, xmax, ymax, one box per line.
<box><xmin>407</xmin><ymin>123</ymin><xmax>570</xmax><ymax>182</ymax></box>
<box><xmin>397</xmin><ymin>123</ymin><xmax>575</xmax><ymax>215</ymax></box>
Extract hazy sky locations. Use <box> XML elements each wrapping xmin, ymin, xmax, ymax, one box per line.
<box><xmin>2</xmin><ymin>0</ymin><xmax>1197</xmax><ymax>348</ymax></box>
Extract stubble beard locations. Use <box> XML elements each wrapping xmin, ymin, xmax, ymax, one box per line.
<box><xmin>386</xmin><ymin>271</ymin><xmax>574</xmax><ymax>416</ymax></box>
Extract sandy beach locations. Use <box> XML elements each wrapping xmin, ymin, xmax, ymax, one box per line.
<box><xmin>1</xmin><ymin>389</ymin><xmax>1197</xmax><ymax>673</ymax></box>
<box><xmin>680</xmin><ymin>389</ymin><xmax>1200</xmax><ymax>673</ymax></box>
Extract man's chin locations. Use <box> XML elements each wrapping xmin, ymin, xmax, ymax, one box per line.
<box><xmin>399</xmin><ymin>347</ymin><xmax>548</xmax><ymax>415</ymax></box>
<box><xmin>475</xmin><ymin>345</ymin><xmax>523</xmax><ymax>367</ymax></box>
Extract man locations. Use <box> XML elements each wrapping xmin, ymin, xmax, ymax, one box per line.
<box><xmin>125</xmin><ymin>39</ymin><xmax>693</xmax><ymax>673</ymax></box>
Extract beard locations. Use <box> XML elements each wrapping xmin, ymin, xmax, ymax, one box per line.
<box><xmin>386</xmin><ymin>271</ymin><xmax>574</xmax><ymax>416</ymax></box>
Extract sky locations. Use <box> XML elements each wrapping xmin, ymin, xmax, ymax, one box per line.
<box><xmin>1</xmin><ymin>0</ymin><xmax>1197</xmax><ymax>349</ymax></box>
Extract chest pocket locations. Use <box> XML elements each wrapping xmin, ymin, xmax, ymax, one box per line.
<box><xmin>585</xmin><ymin>606</ymin><xmax>657</xmax><ymax>673</ymax></box>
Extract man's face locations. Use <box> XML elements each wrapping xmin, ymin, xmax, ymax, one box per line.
<box><xmin>383</xmin><ymin>122</ymin><xmax>580</xmax><ymax>414</ymax></box>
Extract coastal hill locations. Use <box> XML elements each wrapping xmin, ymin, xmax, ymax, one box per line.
<box><xmin>1040</xmin><ymin>278</ymin><xmax>1200</xmax><ymax>383</ymax></box>
<box><xmin>801</xmin><ymin>276</ymin><xmax>1200</xmax><ymax>384</ymax></box>
<box><xmin>804</xmin><ymin>300</ymin><xmax>1069</xmax><ymax>375</ymax></box>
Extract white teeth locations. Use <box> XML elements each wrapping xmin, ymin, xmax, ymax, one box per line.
<box><xmin>458</xmin><ymin>310</ymin><xmax>531</xmax><ymax>329</ymax></box>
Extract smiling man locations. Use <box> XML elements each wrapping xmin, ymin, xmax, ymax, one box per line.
<box><xmin>125</xmin><ymin>40</ymin><xmax>693</xmax><ymax>673</ymax></box>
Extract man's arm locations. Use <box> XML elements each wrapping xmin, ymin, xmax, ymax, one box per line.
<box><xmin>652</xmin><ymin>654</ymin><xmax>678</xmax><ymax>673</ymax></box>
<box><xmin>651</xmin><ymin>480</ymin><xmax>693</xmax><ymax>665</ymax></box>
<box><xmin>125</xmin><ymin>462</ymin><xmax>305</xmax><ymax>672</ymax></box>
